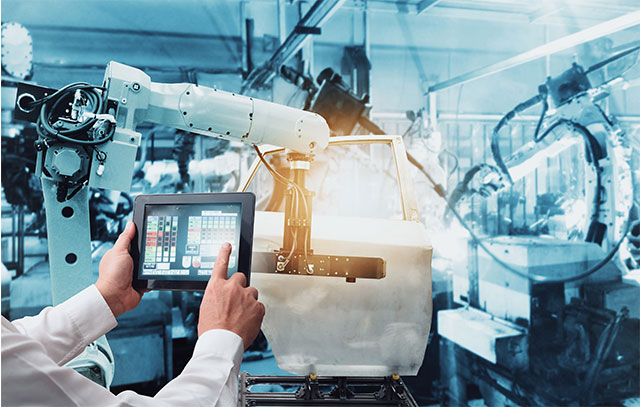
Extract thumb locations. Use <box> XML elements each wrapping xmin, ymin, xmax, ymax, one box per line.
<box><xmin>114</xmin><ymin>221</ymin><xmax>136</xmax><ymax>251</ymax></box>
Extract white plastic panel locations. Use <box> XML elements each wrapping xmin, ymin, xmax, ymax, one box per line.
<box><xmin>251</xmin><ymin>211</ymin><xmax>432</xmax><ymax>376</ymax></box>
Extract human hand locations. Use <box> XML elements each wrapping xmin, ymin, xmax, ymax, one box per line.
<box><xmin>96</xmin><ymin>221</ymin><xmax>144</xmax><ymax>318</ymax></box>
<box><xmin>198</xmin><ymin>243</ymin><xmax>265</xmax><ymax>350</ymax></box>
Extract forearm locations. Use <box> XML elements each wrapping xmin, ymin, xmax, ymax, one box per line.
<box><xmin>2</xmin><ymin>328</ymin><xmax>242</xmax><ymax>407</ymax></box>
<box><xmin>11</xmin><ymin>284</ymin><xmax>117</xmax><ymax>365</ymax></box>
<box><xmin>116</xmin><ymin>329</ymin><xmax>243</xmax><ymax>406</ymax></box>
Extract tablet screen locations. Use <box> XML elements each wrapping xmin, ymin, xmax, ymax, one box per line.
<box><xmin>140</xmin><ymin>203</ymin><xmax>242</xmax><ymax>281</ymax></box>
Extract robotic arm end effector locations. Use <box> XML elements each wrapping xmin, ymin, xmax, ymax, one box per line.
<box><xmin>246</xmin><ymin>97</ymin><xmax>329</xmax><ymax>154</ymax></box>
<box><xmin>447</xmin><ymin>163</ymin><xmax>506</xmax><ymax>209</ymax></box>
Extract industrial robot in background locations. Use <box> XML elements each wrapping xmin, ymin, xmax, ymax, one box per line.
<box><xmin>440</xmin><ymin>49</ymin><xmax>640</xmax><ymax>406</ymax></box>
<box><xmin>448</xmin><ymin>50</ymin><xmax>639</xmax><ymax>275</ymax></box>
<box><xmin>13</xmin><ymin>61</ymin><xmax>330</xmax><ymax>387</ymax></box>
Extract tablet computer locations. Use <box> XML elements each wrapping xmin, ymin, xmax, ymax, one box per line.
<box><xmin>131</xmin><ymin>192</ymin><xmax>255</xmax><ymax>291</ymax></box>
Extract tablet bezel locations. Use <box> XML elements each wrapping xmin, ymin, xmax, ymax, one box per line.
<box><xmin>131</xmin><ymin>192</ymin><xmax>255</xmax><ymax>291</ymax></box>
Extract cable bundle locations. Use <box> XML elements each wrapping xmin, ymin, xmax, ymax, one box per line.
<box><xmin>253</xmin><ymin>145</ymin><xmax>312</xmax><ymax>270</ymax></box>
<box><xmin>33</xmin><ymin>82</ymin><xmax>113</xmax><ymax>145</ymax></box>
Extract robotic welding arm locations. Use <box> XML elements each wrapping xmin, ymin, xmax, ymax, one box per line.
<box><xmin>449</xmin><ymin>61</ymin><xmax>634</xmax><ymax>258</ymax></box>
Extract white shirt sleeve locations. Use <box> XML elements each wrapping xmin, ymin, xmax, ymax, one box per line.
<box><xmin>2</xmin><ymin>285</ymin><xmax>244</xmax><ymax>407</ymax></box>
<box><xmin>10</xmin><ymin>284</ymin><xmax>118</xmax><ymax>365</ymax></box>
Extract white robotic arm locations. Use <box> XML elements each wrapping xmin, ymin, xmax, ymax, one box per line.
<box><xmin>14</xmin><ymin>61</ymin><xmax>329</xmax><ymax>304</ymax></box>
<box><xmin>90</xmin><ymin>61</ymin><xmax>329</xmax><ymax>192</ymax></box>
<box><xmin>117</xmin><ymin>61</ymin><xmax>328</xmax><ymax>153</ymax></box>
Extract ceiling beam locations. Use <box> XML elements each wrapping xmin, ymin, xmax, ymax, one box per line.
<box><xmin>417</xmin><ymin>0</ymin><xmax>442</xmax><ymax>15</ymax></box>
<box><xmin>241</xmin><ymin>0</ymin><xmax>346</xmax><ymax>92</ymax></box>
<box><xmin>426</xmin><ymin>9</ymin><xmax>640</xmax><ymax>94</ymax></box>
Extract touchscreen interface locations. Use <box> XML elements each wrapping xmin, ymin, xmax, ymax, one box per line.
<box><xmin>140</xmin><ymin>203</ymin><xmax>242</xmax><ymax>281</ymax></box>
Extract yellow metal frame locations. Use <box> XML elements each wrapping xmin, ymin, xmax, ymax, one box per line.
<box><xmin>238</xmin><ymin>135</ymin><xmax>421</xmax><ymax>222</ymax></box>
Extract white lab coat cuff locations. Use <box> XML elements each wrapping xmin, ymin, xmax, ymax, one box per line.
<box><xmin>195</xmin><ymin>329</ymin><xmax>244</xmax><ymax>366</ymax></box>
<box><xmin>56</xmin><ymin>285</ymin><xmax>118</xmax><ymax>345</ymax></box>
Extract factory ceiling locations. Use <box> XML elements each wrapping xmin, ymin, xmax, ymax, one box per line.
<box><xmin>2</xmin><ymin>0</ymin><xmax>638</xmax><ymax>94</ymax></box>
